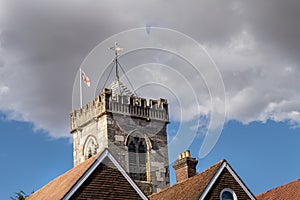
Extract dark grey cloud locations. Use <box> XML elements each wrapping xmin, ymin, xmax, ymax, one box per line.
<box><xmin>0</xmin><ymin>0</ymin><xmax>299</xmax><ymax>138</ymax></box>
<box><xmin>239</xmin><ymin>1</ymin><xmax>300</xmax><ymax>62</ymax></box>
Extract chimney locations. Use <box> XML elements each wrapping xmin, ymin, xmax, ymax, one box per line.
<box><xmin>173</xmin><ymin>150</ymin><xmax>198</xmax><ymax>183</ymax></box>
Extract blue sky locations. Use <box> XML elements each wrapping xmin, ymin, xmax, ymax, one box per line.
<box><xmin>1</xmin><ymin>114</ymin><xmax>300</xmax><ymax>199</ymax></box>
<box><xmin>1</xmin><ymin>0</ymin><xmax>300</xmax><ymax>199</ymax></box>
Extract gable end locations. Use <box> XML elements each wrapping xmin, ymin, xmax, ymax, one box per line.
<box><xmin>199</xmin><ymin>162</ymin><xmax>256</xmax><ymax>200</ymax></box>
<box><xmin>63</xmin><ymin>149</ymin><xmax>148</xmax><ymax>200</ymax></box>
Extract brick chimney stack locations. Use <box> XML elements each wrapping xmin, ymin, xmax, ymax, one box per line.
<box><xmin>173</xmin><ymin>150</ymin><xmax>198</xmax><ymax>183</ymax></box>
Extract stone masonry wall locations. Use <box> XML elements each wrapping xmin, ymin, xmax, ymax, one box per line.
<box><xmin>70</xmin><ymin>88</ymin><xmax>170</xmax><ymax>194</ymax></box>
<box><xmin>106</xmin><ymin>112</ymin><xmax>170</xmax><ymax>193</ymax></box>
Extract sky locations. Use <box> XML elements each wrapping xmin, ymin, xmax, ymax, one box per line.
<box><xmin>0</xmin><ymin>0</ymin><xmax>300</xmax><ymax>199</ymax></box>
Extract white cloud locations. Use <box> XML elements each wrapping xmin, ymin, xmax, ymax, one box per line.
<box><xmin>207</xmin><ymin>29</ymin><xmax>300</xmax><ymax>127</ymax></box>
<box><xmin>0</xmin><ymin>0</ymin><xmax>300</xmax><ymax>138</ymax></box>
<box><xmin>0</xmin><ymin>85</ymin><xmax>9</xmax><ymax>95</ymax></box>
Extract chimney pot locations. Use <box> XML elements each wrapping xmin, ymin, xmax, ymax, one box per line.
<box><xmin>173</xmin><ymin>150</ymin><xmax>198</xmax><ymax>183</ymax></box>
<box><xmin>185</xmin><ymin>150</ymin><xmax>190</xmax><ymax>157</ymax></box>
<box><xmin>178</xmin><ymin>153</ymin><xmax>182</xmax><ymax>160</ymax></box>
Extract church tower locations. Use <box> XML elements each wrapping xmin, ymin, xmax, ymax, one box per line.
<box><xmin>70</xmin><ymin>44</ymin><xmax>170</xmax><ymax>195</ymax></box>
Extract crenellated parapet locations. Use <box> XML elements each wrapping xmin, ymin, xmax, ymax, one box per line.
<box><xmin>70</xmin><ymin>88</ymin><xmax>169</xmax><ymax>133</ymax></box>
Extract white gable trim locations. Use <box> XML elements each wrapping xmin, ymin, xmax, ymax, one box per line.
<box><xmin>225</xmin><ymin>164</ymin><xmax>256</xmax><ymax>200</ymax></box>
<box><xmin>198</xmin><ymin>162</ymin><xmax>226</xmax><ymax>200</ymax></box>
<box><xmin>106</xmin><ymin>153</ymin><xmax>148</xmax><ymax>200</ymax></box>
<box><xmin>198</xmin><ymin>161</ymin><xmax>256</xmax><ymax>200</ymax></box>
<box><xmin>63</xmin><ymin>149</ymin><xmax>148</xmax><ymax>200</ymax></box>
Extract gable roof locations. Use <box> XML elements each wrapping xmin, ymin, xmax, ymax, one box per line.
<box><xmin>149</xmin><ymin>160</ymin><xmax>256</xmax><ymax>200</ymax></box>
<box><xmin>256</xmin><ymin>179</ymin><xmax>300</xmax><ymax>200</ymax></box>
<box><xmin>149</xmin><ymin>160</ymin><xmax>224</xmax><ymax>200</ymax></box>
<box><xmin>27</xmin><ymin>149</ymin><xmax>148</xmax><ymax>200</ymax></box>
<box><xmin>26</xmin><ymin>154</ymin><xmax>96</xmax><ymax>200</ymax></box>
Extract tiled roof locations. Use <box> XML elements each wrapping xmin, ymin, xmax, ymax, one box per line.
<box><xmin>256</xmin><ymin>179</ymin><xmax>300</xmax><ymax>200</ymax></box>
<box><xmin>26</xmin><ymin>149</ymin><xmax>148</xmax><ymax>200</ymax></box>
<box><xmin>149</xmin><ymin>160</ymin><xmax>225</xmax><ymax>200</ymax></box>
<box><xmin>69</xmin><ymin>157</ymin><xmax>144</xmax><ymax>199</ymax></box>
<box><xmin>26</xmin><ymin>155</ymin><xmax>97</xmax><ymax>200</ymax></box>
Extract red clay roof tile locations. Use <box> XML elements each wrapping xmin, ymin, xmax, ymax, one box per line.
<box><xmin>26</xmin><ymin>155</ymin><xmax>97</xmax><ymax>200</ymax></box>
<box><xmin>149</xmin><ymin>160</ymin><xmax>225</xmax><ymax>200</ymax></box>
<box><xmin>256</xmin><ymin>179</ymin><xmax>300</xmax><ymax>200</ymax></box>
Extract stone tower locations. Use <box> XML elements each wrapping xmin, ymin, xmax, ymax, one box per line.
<box><xmin>70</xmin><ymin>79</ymin><xmax>170</xmax><ymax>194</ymax></box>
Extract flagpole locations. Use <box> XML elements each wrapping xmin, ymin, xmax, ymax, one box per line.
<box><xmin>79</xmin><ymin>68</ymin><xmax>83</xmax><ymax>108</ymax></box>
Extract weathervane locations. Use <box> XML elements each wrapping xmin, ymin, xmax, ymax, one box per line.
<box><xmin>110</xmin><ymin>42</ymin><xmax>124</xmax><ymax>56</ymax></box>
<box><xmin>110</xmin><ymin>42</ymin><xmax>124</xmax><ymax>80</ymax></box>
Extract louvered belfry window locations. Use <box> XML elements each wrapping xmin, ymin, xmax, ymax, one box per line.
<box><xmin>128</xmin><ymin>136</ymin><xmax>147</xmax><ymax>181</ymax></box>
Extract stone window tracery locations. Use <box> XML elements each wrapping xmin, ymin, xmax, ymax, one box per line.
<box><xmin>127</xmin><ymin>135</ymin><xmax>147</xmax><ymax>181</ymax></box>
<box><xmin>83</xmin><ymin>136</ymin><xmax>98</xmax><ymax>160</ymax></box>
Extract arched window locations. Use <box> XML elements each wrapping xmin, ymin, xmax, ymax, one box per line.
<box><xmin>127</xmin><ymin>136</ymin><xmax>147</xmax><ymax>181</ymax></box>
<box><xmin>83</xmin><ymin>136</ymin><xmax>98</xmax><ymax>160</ymax></box>
<box><xmin>220</xmin><ymin>188</ymin><xmax>237</xmax><ymax>200</ymax></box>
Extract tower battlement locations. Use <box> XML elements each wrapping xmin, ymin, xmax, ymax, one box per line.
<box><xmin>70</xmin><ymin>88</ymin><xmax>169</xmax><ymax>133</ymax></box>
<box><xmin>70</xmin><ymin>45</ymin><xmax>170</xmax><ymax>195</ymax></box>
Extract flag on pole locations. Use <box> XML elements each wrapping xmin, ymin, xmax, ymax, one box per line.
<box><xmin>81</xmin><ymin>69</ymin><xmax>91</xmax><ymax>87</ymax></box>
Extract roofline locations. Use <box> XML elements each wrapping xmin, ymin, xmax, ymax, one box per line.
<box><xmin>106</xmin><ymin>152</ymin><xmax>148</xmax><ymax>200</ymax></box>
<box><xmin>226</xmin><ymin>162</ymin><xmax>257</xmax><ymax>200</ymax></box>
<box><xmin>62</xmin><ymin>149</ymin><xmax>148</xmax><ymax>200</ymax></box>
<box><xmin>256</xmin><ymin>178</ymin><xmax>300</xmax><ymax>198</ymax></box>
<box><xmin>199</xmin><ymin>160</ymin><xmax>256</xmax><ymax>200</ymax></box>
<box><xmin>198</xmin><ymin>161</ymin><xmax>226</xmax><ymax>200</ymax></box>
